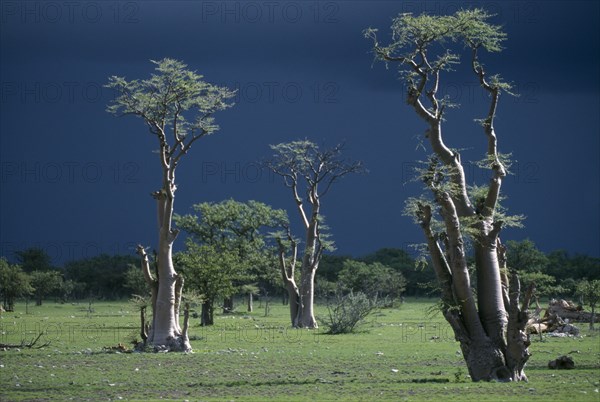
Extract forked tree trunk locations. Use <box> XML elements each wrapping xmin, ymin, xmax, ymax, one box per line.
<box><xmin>277</xmin><ymin>233</ymin><xmax>302</xmax><ymax>327</ymax></box>
<box><xmin>282</xmin><ymin>271</ymin><xmax>301</xmax><ymax>326</ymax></box>
<box><xmin>419</xmin><ymin>202</ymin><xmax>532</xmax><ymax>381</ymax></box>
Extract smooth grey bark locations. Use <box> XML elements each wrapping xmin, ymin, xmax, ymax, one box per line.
<box><xmin>134</xmin><ymin>165</ymin><xmax>191</xmax><ymax>351</ymax></box>
<box><xmin>106</xmin><ymin>59</ymin><xmax>235</xmax><ymax>352</ymax></box>
<box><xmin>137</xmin><ymin>241</ymin><xmax>191</xmax><ymax>352</ymax></box>
<box><xmin>268</xmin><ymin>142</ymin><xmax>362</xmax><ymax>329</ymax></box>
<box><xmin>276</xmin><ymin>183</ymin><xmax>324</xmax><ymax>328</ymax></box>
<box><xmin>369</xmin><ymin>27</ymin><xmax>531</xmax><ymax>381</ymax></box>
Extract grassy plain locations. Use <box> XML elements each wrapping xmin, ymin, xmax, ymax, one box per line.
<box><xmin>1</xmin><ymin>298</ymin><xmax>598</xmax><ymax>401</ymax></box>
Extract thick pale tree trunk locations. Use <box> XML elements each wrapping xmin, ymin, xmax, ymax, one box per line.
<box><xmin>474</xmin><ymin>237</ymin><xmax>508</xmax><ymax>348</ymax></box>
<box><xmin>286</xmin><ymin>283</ymin><xmax>301</xmax><ymax>326</ymax></box>
<box><xmin>136</xmin><ymin>172</ymin><xmax>191</xmax><ymax>352</ymax></box>
<box><xmin>298</xmin><ymin>265</ymin><xmax>318</xmax><ymax>328</ymax></box>
<box><xmin>419</xmin><ymin>202</ymin><xmax>532</xmax><ymax>381</ymax></box>
<box><xmin>417</xmin><ymin>189</ymin><xmax>533</xmax><ymax>381</ymax></box>
<box><xmin>152</xmin><ymin>237</ymin><xmax>179</xmax><ymax>345</ymax></box>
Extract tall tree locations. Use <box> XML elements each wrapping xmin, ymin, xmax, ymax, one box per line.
<box><xmin>365</xmin><ymin>10</ymin><xmax>533</xmax><ymax>381</ymax></box>
<box><xmin>265</xmin><ymin>140</ymin><xmax>363</xmax><ymax>328</ymax></box>
<box><xmin>175</xmin><ymin>199</ymin><xmax>286</xmax><ymax>325</ymax></box>
<box><xmin>176</xmin><ymin>242</ymin><xmax>239</xmax><ymax>326</ymax></box>
<box><xmin>106</xmin><ymin>58</ymin><xmax>235</xmax><ymax>351</ymax></box>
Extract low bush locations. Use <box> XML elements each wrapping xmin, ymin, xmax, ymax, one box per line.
<box><xmin>322</xmin><ymin>291</ymin><xmax>381</xmax><ymax>334</ymax></box>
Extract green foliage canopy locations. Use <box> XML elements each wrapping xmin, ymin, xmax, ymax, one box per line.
<box><xmin>175</xmin><ymin>200</ymin><xmax>288</xmax><ymax>309</ymax></box>
<box><xmin>0</xmin><ymin>258</ymin><xmax>33</xmax><ymax>311</ymax></box>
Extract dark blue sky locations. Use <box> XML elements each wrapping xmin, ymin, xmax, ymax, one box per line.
<box><xmin>1</xmin><ymin>1</ymin><xmax>599</xmax><ymax>265</ymax></box>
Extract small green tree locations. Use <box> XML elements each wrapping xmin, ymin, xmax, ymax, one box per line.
<box><xmin>124</xmin><ymin>264</ymin><xmax>151</xmax><ymax>297</ymax></box>
<box><xmin>361</xmin><ymin>248</ymin><xmax>427</xmax><ymax>296</ymax></box>
<box><xmin>518</xmin><ymin>272</ymin><xmax>561</xmax><ymax>303</ymax></box>
<box><xmin>176</xmin><ymin>243</ymin><xmax>238</xmax><ymax>326</ymax></box>
<box><xmin>506</xmin><ymin>239</ymin><xmax>549</xmax><ymax>273</ymax></box>
<box><xmin>577</xmin><ymin>280</ymin><xmax>600</xmax><ymax>330</ymax></box>
<box><xmin>0</xmin><ymin>258</ymin><xmax>33</xmax><ymax>311</ymax></box>
<box><xmin>29</xmin><ymin>271</ymin><xmax>63</xmax><ymax>306</ymax></box>
<box><xmin>175</xmin><ymin>199</ymin><xmax>287</xmax><ymax>325</ymax></box>
<box><xmin>58</xmin><ymin>279</ymin><xmax>78</xmax><ymax>302</ymax></box>
<box><xmin>338</xmin><ymin>260</ymin><xmax>406</xmax><ymax>303</ymax></box>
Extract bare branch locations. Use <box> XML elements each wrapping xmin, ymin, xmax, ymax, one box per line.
<box><xmin>293</xmin><ymin>182</ymin><xmax>310</xmax><ymax>230</ymax></box>
<box><xmin>0</xmin><ymin>332</ymin><xmax>51</xmax><ymax>350</ymax></box>
<box><xmin>320</xmin><ymin>160</ymin><xmax>364</xmax><ymax>198</ymax></box>
<box><xmin>471</xmin><ymin>46</ymin><xmax>507</xmax><ymax>218</ymax></box>
<box><xmin>172</xmin><ymin>130</ymin><xmax>208</xmax><ymax>166</ymax></box>
<box><xmin>136</xmin><ymin>244</ymin><xmax>157</xmax><ymax>286</ymax></box>
<box><xmin>367</xmin><ymin>34</ymin><xmax>436</xmax><ymax>124</ymax></box>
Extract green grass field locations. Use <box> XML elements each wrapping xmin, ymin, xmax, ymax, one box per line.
<box><xmin>1</xmin><ymin>299</ymin><xmax>598</xmax><ymax>401</ymax></box>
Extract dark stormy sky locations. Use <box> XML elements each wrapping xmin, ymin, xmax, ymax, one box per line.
<box><xmin>1</xmin><ymin>1</ymin><xmax>599</xmax><ymax>265</ymax></box>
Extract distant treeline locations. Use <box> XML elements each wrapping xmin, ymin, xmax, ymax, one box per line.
<box><xmin>1</xmin><ymin>240</ymin><xmax>598</xmax><ymax>311</ymax></box>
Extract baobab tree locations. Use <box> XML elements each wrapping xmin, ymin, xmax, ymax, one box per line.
<box><xmin>106</xmin><ymin>59</ymin><xmax>235</xmax><ymax>351</ymax></box>
<box><xmin>265</xmin><ymin>140</ymin><xmax>363</xmax><ymax>328</ymax></box>
<box><xmin>365</xmin><ymin>10</ymin><xmax>533</xmax><ymax>381</ymax></box>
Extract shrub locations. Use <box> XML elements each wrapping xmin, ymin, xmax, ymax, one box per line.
<box><xmin>322</xmin><ymin>292</ymin><xmax>380</xmax><ymax>334</ymax></box>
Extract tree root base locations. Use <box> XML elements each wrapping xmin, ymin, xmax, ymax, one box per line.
<box><xmin>134</xmin><ymin>335</ymin><xmax>192</xmax><ymax>353</ymax></box>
